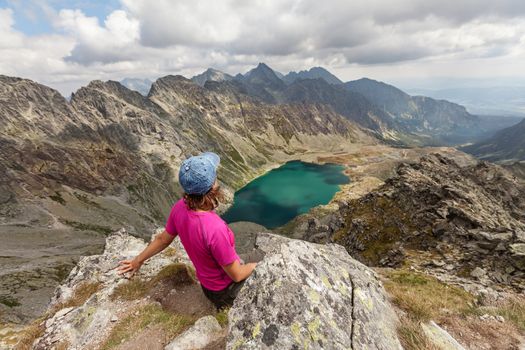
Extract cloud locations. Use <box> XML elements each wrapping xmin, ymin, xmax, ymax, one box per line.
<box><xmin>56</xmin><ymin>9</ymin><xmax>140</xmax><ymax>64</ymax></box>
<box><xmin>0</xmin><ymin>1</ymin><xmax>525</xmax><ymax>95</ymax></box>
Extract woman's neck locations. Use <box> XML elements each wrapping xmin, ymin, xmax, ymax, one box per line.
<box><xmin>195</xmin><ymin>207</ymin><xmax>212</xmax><ymax>212</ymax></box>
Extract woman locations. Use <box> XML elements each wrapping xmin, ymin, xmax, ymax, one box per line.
<box><xmin>117</xmin><ymin>152</ymin><xmax>261</xmax><ymax>308</ymax></box>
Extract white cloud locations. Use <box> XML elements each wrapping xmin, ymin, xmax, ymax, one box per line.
<box><xmin>0</xmin><ymin>1</ymin><xmax>525</xmax><ymax>95</ymax></box>
<box><xmin>55</xmin><ymin>9</ymin><xmax>140</xmax><ymax>64</ymax></box>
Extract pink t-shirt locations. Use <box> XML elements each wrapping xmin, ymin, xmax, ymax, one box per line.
<box><xmin>164</xmin><ymin>198</ymin><xmax>240</xmax><ymax>291</ymax></box>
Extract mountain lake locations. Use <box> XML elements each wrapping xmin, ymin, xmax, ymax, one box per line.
<box><xmin>221</xmin><ymin>160</ymin><xmax>349</xmax><ymax>228</ymax></box>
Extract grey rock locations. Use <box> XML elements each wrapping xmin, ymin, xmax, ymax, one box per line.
<box><xmin>227</xmin><ymin>233</ymin><xmax>402</xmax><ymax>350</ymax></box>
<box><xmin>510</xmin><ymin>243</ymin><xmax>525</xmax><ymax>270</ymax></box>
<box><xmin>421</xmin><ymin>320</ymin><xmax>466</xmax><ymax>350</ymax></box>
<box><xmin>165</xmin><ymin>315</ymin><xmax>223</xmax><ymax>350</ymax></box>
<box><xmin>33</xmin><ymin>229</ymin><xmax>184</xmax><ymax>350</ymax></box>
<box><xmin>333</xmin><ymin>153</ymin><xmax>525</xmax><ymax>291</ymax></box>
<box><xmin>471</xmin><ymin>267</ymin><xmax>487</xmax><ymax>279</ymax></box>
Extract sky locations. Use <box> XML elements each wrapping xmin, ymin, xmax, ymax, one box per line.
<box><xmin>1</xmin><ymin>0</ymin><xmax>525</xmax><ymax>96</ymax></box>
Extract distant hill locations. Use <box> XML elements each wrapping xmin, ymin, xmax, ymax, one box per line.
<box><xmin>406</xmin><ymin>86</ymin><xmax>525</xmax><ymax>117</ymax></box>
<box><xmin>461</xmin><ymin>118</ymin><xmax>525</xmax><ymax>163</ymax></box>
<box><xmin>283</xmin><ymin>67</ymin><xmax>343</xmax><ymax>85</ymax></box>
<box><xmin>120</xmin><ymin>78</ymin><xmax>153</xmax><ymax>96</ymax></box>
<box><xmin>344</xmin><ymin>78</ymin><xmax>483</xmax><ymax>144</ymax></box>
<box><xmin>191</xmin><ymin>68</ymin><xmax>233</xmax><ymax>86</ymax></box>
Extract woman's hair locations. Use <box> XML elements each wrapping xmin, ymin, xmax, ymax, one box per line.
<box><xmin>183</xmin><ymin>184</ymin><xmax>224</xmax><ymax>211</ymax></box>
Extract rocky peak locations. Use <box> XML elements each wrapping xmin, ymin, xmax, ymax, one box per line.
<box><xmin>240</xmin><ymin>63</ymin><xmax>286</xmax><ymax>92</ymax></box>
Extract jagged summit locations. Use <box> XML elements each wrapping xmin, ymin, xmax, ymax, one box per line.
<box><xmin>240</xmin><ymin>62</ymin><xmax>284</xmax><ymax>86</ymax></box>
<box><xmin>191</xmin><ymin>68</ymin><xmax>233</xmax><ymax>87</ymax></box>
<box><xmin>283</xmin><ymin>66</ymin><xmax>343</xmax><ymax>85</ymax></box>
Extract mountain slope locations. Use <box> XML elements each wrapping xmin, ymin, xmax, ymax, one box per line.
<box><xmin>283</xmin><ymin>66</ymin><xmax>343</xmax><ymax>85</ymax></box>
<box><xmin>281</xmin><ymin>78</ymin><xmax>396</xmax><ymax>133</ymax></box>
<box><xmin>0</xmin><ymin>73</ymin><xmax>374</xmax><ymax>323</ymax></box>
<box><xmin>332</xmin><ymin>153</ymin><xmax>525</xmax><ymax>290</ymax></box>
<box><xmin>461</xmin><ymin>118</ymin><xmax>525</xmax><ymax>162</ymax></box>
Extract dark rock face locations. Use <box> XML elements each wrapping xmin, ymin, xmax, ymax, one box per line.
<box><xmin>227</xmin><ymin>233</ymin><xmax>402</xmax><ymax>350</ymax></box>
<box><xmin>333</xmin><ymin>153</ymin><xmax>525</xmax><ymax>290</ymax></box>
<box><xmin>282</xmin><ymin>67</ymin><xmax>343</xmax><ymax>85</ymax></box>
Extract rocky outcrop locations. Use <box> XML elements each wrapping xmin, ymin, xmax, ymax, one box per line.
<box><xmin>22</xmin><ymin>230</ymin><xmax>401</xmax><ymax>350</ymax></box>
<box><xmin>227</xmin><ymin>233</ymin><xmax>402</xmax><ymax>349</ymax></box>
<box><xmin>332</xmin><ymin>153</ymin><xmax>525</xmax><ymax>290</ymax></box>
<box><xmin>30</xmin><ymin>229</ymin><xmax>217</xmax><ymax>350</ymax></box>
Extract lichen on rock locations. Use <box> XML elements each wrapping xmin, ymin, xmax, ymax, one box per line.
<box><xmin>227</xmin><ymin>233</ymin><xmax>402</xmax><ymax>349</ymax></box>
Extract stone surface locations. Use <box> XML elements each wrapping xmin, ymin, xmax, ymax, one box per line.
<box><xmin>164</xmin><ymin>315</ymin><xmax>223</xmax><ymax>350</ymax></box>
<box><xmin>421</xmin><ymin>321</ymin><xmax>466</xmax><ymax>350</ymax></box>
<box><xmin>227</xmin><ymin>233</ymin><xmax>402</xmax><ymax>350</ymax></box>
<box><xmin>32</xmin><ymin>229</ymin><xmax>196</xmax><ymax>350</ymax></box>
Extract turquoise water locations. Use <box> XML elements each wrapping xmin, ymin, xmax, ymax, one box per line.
<box><xmin>221</xmin><ymin>160</ymin><xmax>349</xmax><ymax>229</ymax></box>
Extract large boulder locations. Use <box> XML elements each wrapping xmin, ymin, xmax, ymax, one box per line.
<box><xmin>227</xmin><ymin>233</ymin><xmax>402</xmax><ymax>349</ymax></box>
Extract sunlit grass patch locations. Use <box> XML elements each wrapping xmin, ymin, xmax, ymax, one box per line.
<box><xmin>100</xmin><ymin>303</ymin><xmax>194</xmax><ymax>350</ymax></box>
<box><xmin>383</xmin><ymin>269</ymin><xmax>474</xmax><ymax>322</ymax></box>
<box><xmin>468</xmin><ymin>296</ymin><xmax>525</xmax><ymax>333</ymax></box>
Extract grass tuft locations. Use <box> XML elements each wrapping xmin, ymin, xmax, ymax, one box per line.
<box><xmin>111</xmin><ymin>263</ymin><xmax>194</xmax><ymax>301</ymax></box>
<box><xmin>215</xmin><ymin>307</ymin><xmax>230</xmax><ymax>328</ymax></box>
<box><xmin>397</xmin><ymin>316</ymin><xmax>439</xmax><ymax>350</ymax></box>
<box><xmin>49</xmin><ymin>191</ymin><xmax>65</xmax><ymax>205</ymax></box>
<box><xmin>469</xmin><ymin>296</ymin><xmax>525</xmax><ymax>333</ymax></box>
<box><xmin>50</xmin><ymin>281</ymin><xmax>102</xmax><ymax>313</ymax></box>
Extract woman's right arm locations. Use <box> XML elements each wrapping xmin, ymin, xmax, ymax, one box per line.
<box><xmin>117</xmin><ymin>230</ymin><xmax>175</xmax><ymax>275</ymax></box>
<box><xmin>222</xmin><ymin>260</ymin><xmax>257</xmax><ymax>282</ymax></box>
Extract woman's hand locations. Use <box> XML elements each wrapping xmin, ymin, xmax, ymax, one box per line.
<box><xmin>116</xmin><ymin>258</ymin><xmax>143</xmax><ymax>277</ymax></box>
<box><xmin>115</xmin><ymin>230</ymin><xmax>175</xmax><ymax>277</ymax></box>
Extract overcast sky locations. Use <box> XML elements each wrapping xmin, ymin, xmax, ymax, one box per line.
<box><xmin>1</xmin><ymin>0</ymin><xmax>525</xmax><ymax>95</ymax></box>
